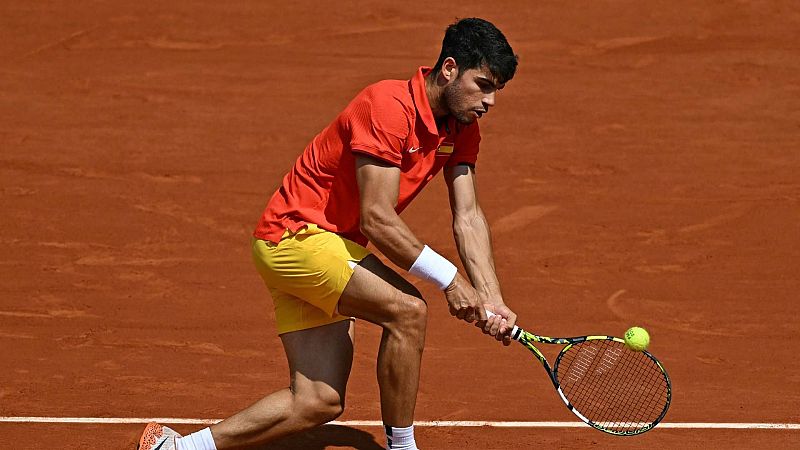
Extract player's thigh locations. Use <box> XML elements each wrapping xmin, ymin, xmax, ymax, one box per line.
<box><xmin>252</xmin><ymin>231</ymin><xmax>369</xmax><ymax>334</ymax></box>
<box><xmin>281</xmin><ymin>319</ymin><xmax>354</xmax><ymax>404</ymax></box>
<box><xmin>338</xmin><ymin>255</ymin><xmax>426</xmax><ymax>328</ymax></box>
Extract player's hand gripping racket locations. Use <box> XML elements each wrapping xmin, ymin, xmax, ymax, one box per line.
<box><xmin>485</xmin><ymin>310</ymin><xmax>671</xmax><ymax>435</ymax></box>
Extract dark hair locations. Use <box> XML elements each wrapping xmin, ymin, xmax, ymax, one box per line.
<box><xmin>433</xmin><ymin>18</ymin><xmax>518</xmax><ymax>84</ymax></box>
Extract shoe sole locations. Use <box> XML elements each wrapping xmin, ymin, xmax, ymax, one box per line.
<box><xmin>137</xmin><ymin>422</ymin><xmax>163</xmax><ymax>450</ymax></box>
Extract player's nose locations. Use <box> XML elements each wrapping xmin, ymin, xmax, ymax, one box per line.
<box><xmin>483</xmin><ymin>91</ymin><xmax>496</xmax><ymax>107</ymax></box>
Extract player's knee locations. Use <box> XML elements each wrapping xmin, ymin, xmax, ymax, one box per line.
<box><xmin>405</xmin><ymin>296</ymin><xmax>427</xmax><ymax>329</ymax></box>
<box><xmin>295</xmin><ymin>387</ymin><xmax>345</xmax><ymax>426</ymax></box>
<box><xmin>309</xmin><ymin>399</ymin><xmax>344</xmax><ymax>425</ymax></box>
<box><xmin>392</xmin><ymin>295</ymin><xmax>427</xmax><ymax>342</ymax></box>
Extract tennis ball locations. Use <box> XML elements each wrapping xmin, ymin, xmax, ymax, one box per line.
<box><xmin>624</xmin><ymin>326</ymin><xmax>650</xmax><ymax>351</ymax></box>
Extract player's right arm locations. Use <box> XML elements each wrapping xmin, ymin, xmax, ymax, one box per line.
<box><xmin>355</xmin><ymin>155</ymin><xmax>484</xmax><ymax>322</ymax></box>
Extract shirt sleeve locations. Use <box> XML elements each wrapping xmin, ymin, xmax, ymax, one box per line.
<box><xmin>346</xmin><ymin>86</ymin><xmax>411</xmax><ymax>167</ymax></box>
<box><xmin>446</xmin><ymin>121</ymin><xmax>481</xmax><ymax>167</ymax></box>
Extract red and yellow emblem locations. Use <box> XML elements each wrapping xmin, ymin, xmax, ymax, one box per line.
<box><xmin>436</xmin><ymin>143</ymin><xmax>454</xmax><ymax>155</ymax></box>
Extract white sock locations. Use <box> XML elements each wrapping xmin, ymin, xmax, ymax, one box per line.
<box><xmin>385</xmin><ymin>424</ymin><xmax>418</xmax><ymax>450</ymax></box>
<box><xmin>175</xmin><ymin>427</ymin><xmax>217</xmax><ymax>450</ymax></box>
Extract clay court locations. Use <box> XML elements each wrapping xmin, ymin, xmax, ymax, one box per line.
<box><xmin>2</xmin><ymin>1</ymin><xmax>799</xmax><ymax>448</ymax></box>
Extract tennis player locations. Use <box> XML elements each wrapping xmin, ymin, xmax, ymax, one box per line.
<box><xmin>138</xmin><ymin>17</ymin><xmax>518</xmax><ymax>450</ymax></box>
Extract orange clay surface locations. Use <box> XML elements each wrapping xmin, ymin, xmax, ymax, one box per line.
<box><xmin>1</xmin><ymin>1</ymin><xmax>799</xmax><ymax>449</ymax></box>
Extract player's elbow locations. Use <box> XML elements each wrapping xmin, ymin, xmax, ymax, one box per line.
<box><xmin>451</xmin><ymin>216</ymin><xmax>469</xmax><ymax>238</ymax></box>
<box><xmin>452</xmin><ymin>211</ymin><xmax>481</xmax><ymax>237</ymax></box>
<box><xmin>359</xmin><ymin>206</ymin><xmax>393</xmax><ymax>240</ymax></box>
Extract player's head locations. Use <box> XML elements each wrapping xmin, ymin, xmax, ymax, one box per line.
<box><xmin>433</xmin><ymin>18</ymin><xmax>518</xmax><ymax>85</ymax></box>
<box><xmin>433</xmin><ymin>18</ymin><xmax>518</xmax><ymax>124</ymax></box>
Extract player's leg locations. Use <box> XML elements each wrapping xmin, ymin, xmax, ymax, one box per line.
<box><xmin>162</xmin><ymin>231</ymin><xmax>420</xmax><ymax>449</ymax></box>
<box><xmin>338</xmin><ymin>255</ymin><xmax>427</xmax><ymax>430</ymax></box>
<box><xmin>209</xmin><ymin>318</ymin><xmax>354</xmax><ymax>449</ymax></box>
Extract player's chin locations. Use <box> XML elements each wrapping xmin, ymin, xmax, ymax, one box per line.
<box><xmin>455</xmin><ymin>111</ymin><xmax>478</xmax><ymax>125</ymax></box>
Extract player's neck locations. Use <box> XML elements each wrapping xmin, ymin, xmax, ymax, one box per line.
<box><xmin>424</xmin><ymin>72</ymin><xmax>449</xmax><ymax>121</ymax></box>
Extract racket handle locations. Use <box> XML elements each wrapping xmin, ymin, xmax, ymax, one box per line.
<box><xmin>484</xmin><ymin>309</ymin><xmax>521</xmax><ymax>339</ymax></box>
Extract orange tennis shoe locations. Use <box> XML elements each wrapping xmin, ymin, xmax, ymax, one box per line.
<box><xmin>137</xmin><ymin>422</ymin><xmax>181</xmax><ymax>450</ymax></box>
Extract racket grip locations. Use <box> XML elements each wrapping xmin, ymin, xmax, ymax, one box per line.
<box><xmin>484</xmin><ymin>309</ymin><xmax>520</xmax><ymax>338</ymax></box>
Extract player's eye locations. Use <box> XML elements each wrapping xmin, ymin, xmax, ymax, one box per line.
<box><xmin>477</xmin><ymin>81</ymin><xmax>495</xmax><ymax>94</ymax></box>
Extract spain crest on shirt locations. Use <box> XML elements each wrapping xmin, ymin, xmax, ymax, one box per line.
<box><xmin>436</xmin><ymin>142</ymin><xmax>454</xmax><ymax>155</ymax></box>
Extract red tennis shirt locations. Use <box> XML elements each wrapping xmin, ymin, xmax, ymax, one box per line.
<box><xmin>253</xmin><ymin>67</ymin><xmax>481</xmax><ymax>246</ymax></box>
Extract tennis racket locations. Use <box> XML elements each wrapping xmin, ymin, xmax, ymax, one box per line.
<box><xmin>485</xmin><ymin>310</ymin><xmax>671</xmax><ymax>435</ymax></box>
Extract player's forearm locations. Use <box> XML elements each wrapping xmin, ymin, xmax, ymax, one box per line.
<box><xmin>360</xmin><ymin>206</ymin><xmax>424</xmax><ymax>271</ymax></box>
<box><xmin>452</xmin><ymin>208</ymin><xmax>504</xmax><ymax>303</ymax></box>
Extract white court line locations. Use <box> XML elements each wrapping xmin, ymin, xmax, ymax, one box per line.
<box><xmin>0</xmin><ymin>417</ymin><xmax>799</xmax><ymax>429</ymax></box>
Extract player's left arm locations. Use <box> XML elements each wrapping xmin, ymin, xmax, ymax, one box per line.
<box><xmin>444</xmin><ymin>163</ymin><xmax>517</xmax><ymax>343</ymax></box>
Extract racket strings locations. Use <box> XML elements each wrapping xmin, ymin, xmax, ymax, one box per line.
<box><xmin>556</xmin><ymin>339</ymin><xmax>669</xmax><ymax>434</ymax></box>
<box><xmin>564</xmin><ymin>342</ymin><xmax>667</xmax><ymax>430</ymax></box>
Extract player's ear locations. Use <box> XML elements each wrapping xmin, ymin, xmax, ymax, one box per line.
<box><xmin>442</xmin><ymin>57</ymin><xmax>458</xmax><ymax>82</ymax></box>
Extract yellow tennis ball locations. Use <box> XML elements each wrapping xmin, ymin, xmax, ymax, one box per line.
<box><xmin>624</xmin><ymin>326</ymin><xmax>650</xmax><ymax>351</ymax></box>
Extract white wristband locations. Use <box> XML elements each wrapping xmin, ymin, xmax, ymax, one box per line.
<box><xmin>409</xmin><ymin>245</ymin><xmax>458</xmax><ymax>290</ymax></box>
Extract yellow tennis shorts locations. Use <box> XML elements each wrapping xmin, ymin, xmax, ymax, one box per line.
<box><xmin>251</xmin><ymin>224</ymin><xmax>371</xmax><ymax>334</ymax></box>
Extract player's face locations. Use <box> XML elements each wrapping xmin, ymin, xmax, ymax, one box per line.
<box><xmin>443</xmin><ymin>65</ymin><xmax>505</xmax><ymax>125</ymax></box>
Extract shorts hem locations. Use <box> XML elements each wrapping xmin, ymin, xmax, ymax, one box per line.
<box><xmin>277</xmin><ymin>315</ymin><xmax>354</xmax><ymax>335</ymax></box>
